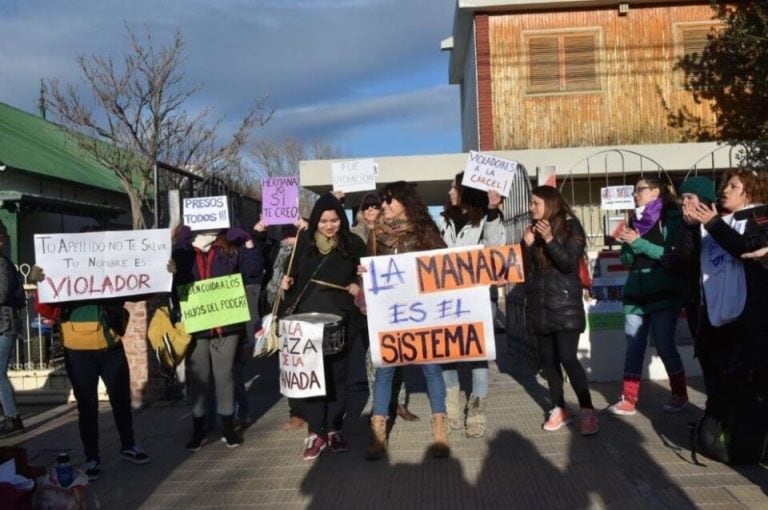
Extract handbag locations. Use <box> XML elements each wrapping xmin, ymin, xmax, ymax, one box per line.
<box><xmin>578</xmin><ymin>255</ymin><xmax>592</xmax><ymax>290</ymax></box>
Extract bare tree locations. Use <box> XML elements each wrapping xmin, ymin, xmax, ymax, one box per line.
<box><xmin>45</xmin><ymin>25</ymin><xmax>272</xmax><ymax>228</ymax></box>
<box><xmin>250</xmin><ymin>137</ymin><xmax>341</xmax><ymax>215</ymax></box>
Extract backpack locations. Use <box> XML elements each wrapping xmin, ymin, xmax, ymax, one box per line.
<box><xmin>692</xmin><ymin>368</ymin><xmax>768</xmax><ymax>465</ymax></box>
<box><xmin>1</xmin><ymin>255</ymin><xmax>26</xmax><ymax>310</ymax></box>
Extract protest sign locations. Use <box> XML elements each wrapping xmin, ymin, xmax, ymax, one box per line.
<box><xmin>278</xmin><ymin>318</ymin><xmax>326</xmax><ymax>398</ymax></box>
<box><xmin>182</xmin><ymin>195</ymin><xmax>230</xmax><ymax>231</ymax></box>
<box><xmin>34</xmin><ymin>229</ymin><xmax>172</xmax><ymax>303</ymax></box>
<box><xmin>261</xmin><ymin>176</ymin><xmax>300</xmax><ymax>225</ymax></box>
<box><xmin>362</xmin><ymin>245</ymin><xmax>524</xmax><ymax>367</ymax></box>
<box><xmin>331</xmin><ymin>158</ymin><xmax>376</xmax><ymax>193</ymax></box>
<box><xmin>600</xmin><ymin>186</ymin><xmax>635</xmax><ymax>210</ymax></box>
<box><xmin>177</xmin><ymin>274</ymin><xmax>250</xmax><ymax>333</ymax></box>
<box><xmin>462</xmin><ymin>151</ymin><xmax>518</xmax><ymax>196</ymax></box>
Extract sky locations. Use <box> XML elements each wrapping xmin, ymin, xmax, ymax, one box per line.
<box><xmin>0</xmin><ymin>0</ymin><xmax>462</xmax><ymax>161</ymax></box>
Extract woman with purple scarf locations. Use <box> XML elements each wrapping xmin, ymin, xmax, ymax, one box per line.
<box><xmin>608</xmin><ymin>176</ymin><xmax>688</xmax><ymax>416</ymax></box>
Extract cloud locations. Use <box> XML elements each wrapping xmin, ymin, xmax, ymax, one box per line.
<box><xmin>0</xmin><ymin>0</ymin><xmax>460</xmax><ymax>157</ymax></box>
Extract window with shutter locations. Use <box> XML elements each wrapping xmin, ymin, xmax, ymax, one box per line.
<box><xmin>525</xmin><ymin>30</ymin><xmax>600</xmax><ymax>95</ymax></box>
<box><xmin>676</xmin><ymin>23</ymin><xmax>721</xmax><ymax>87</ymax></box>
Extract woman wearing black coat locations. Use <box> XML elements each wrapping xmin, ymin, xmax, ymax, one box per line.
<box><xmin>523</xmin><ymin>185</ymin><xmax>597</xmax><ymax>435</ymax></box>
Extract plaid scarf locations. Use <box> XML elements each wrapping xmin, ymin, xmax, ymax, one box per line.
<box><xmin>372</xmin><ymin>218</ymin><xmax>413</xmax><ymax>254</ymax></box>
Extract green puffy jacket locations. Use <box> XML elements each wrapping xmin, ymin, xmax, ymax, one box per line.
<box><xmin>621</xmin><ymin>207</ymin><xmax>685</xmax><ymax>315</ymax></box>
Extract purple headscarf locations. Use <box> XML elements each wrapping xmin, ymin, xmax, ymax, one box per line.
<box><xmin>631</xmin><ymin>197</ymin><xmax>663</xmax><ymax>236</ymax></box>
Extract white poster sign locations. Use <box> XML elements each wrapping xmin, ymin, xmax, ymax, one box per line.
<box><xmin>34</xmin><ymin>229</ymin><xmax>173</xmax><ymax>303</ymax></box>
<box><xmin>182</xmin><ymin>195</ymin><xmax>230</xmax><ymax>231</ymax></box>
<box><xmin>331</xmin><ymin>158</ymin><xmax>377</xmax><ymax>193</ymax></box>
<box><xmin>279</xmin><ymin>319</ymin><xmax>327</xmax><ymax>398</ymax></box>
<box><xmin>361</xmin><ymin>245</ymin><xmax>516</xmax><ymax>367</ymax></box>
<box><xmin>600</xmin><ymin>186</ymin><xmax>636</xmax><ymax>211</ymax></box>
<box><xmin>462</xmin><ymin>150</ymin><xmax>518</xmax><ymax>196</ymax></box>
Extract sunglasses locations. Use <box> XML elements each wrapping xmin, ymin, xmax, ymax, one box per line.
<box><xmin>363</xmin><ymin>202</ymin><xmax>381</xmax><ymax>210</ymax></box>
<box><xmin>380</xmin><ymin>195</ymin><xmax>395</xmax><ymax>205</ymax></box>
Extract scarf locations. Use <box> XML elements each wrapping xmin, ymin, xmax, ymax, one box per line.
<box><xmin>314</xmin><ymin>231</ymin><xmax>337</xmax><ymax>255</ymax></box>
<box><xmin>191</xmin><ymin>232</ymin><xmax>217</xmax><ymax>253</ymax></box>
<box><xmin>632</xmin><ymin>198</ymin><xmax>663</xmax><ymax>236</ymax></box>
<box><xmin>373</xmin><ymin>218</ymin><xmax>413</xmax><ymax>254</ymax></box>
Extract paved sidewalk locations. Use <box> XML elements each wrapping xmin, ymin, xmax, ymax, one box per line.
<box><xmin>4</xmin><ymin>335</ymin><xmax>767</xmax><ymax>509</ymax></box>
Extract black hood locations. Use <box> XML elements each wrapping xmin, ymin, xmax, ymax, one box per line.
<box><xmin>308</xmin><ymin>192</ymin><xmax>349</xmax><ymax>236</ymax></box>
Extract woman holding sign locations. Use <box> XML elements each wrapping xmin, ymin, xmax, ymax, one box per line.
<box><xmin>523</xmin><ymin>185</ymin><xmax>598</xmax><ymax>435</ymax></box>
<box><xmin>280</xmin><ymin>192</ymin><xmax>367</xmax><ymax>460</ymax></box>
<box><xmin>366</xmin><ymin>181</ymin><xmax>450</xmax><ymax>460</ymax></box>
<box><xmin>437</xmin><ymin>172</ymin><xmax>505</xmax><ymax>438</ymax></box>
<box><xmin>172</xmin><ymin>225</ymin><xmax>263</xmax><ymax>451</ymax></box>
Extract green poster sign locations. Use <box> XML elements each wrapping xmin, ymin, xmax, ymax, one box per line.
<box><xmin>178</xmin><ymin>274</ymin><xmax>250</xmax><ymax>333</ymax></box>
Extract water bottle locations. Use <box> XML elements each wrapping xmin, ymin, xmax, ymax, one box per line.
<box><xmin>55</xmin><ymin>453</ymin><xmax>73</xmax><ymax>488</ymax></box>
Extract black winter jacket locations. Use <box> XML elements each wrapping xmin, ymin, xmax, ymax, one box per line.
<box><xmin>523</xmin><ymin>219</ymin><xmax>586</xmax><ymax>335</ymax></box>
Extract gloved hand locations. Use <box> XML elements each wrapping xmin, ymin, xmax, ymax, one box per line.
<box><xmin>225</xmin><ymin>227</ymin><xmax>251</xmax><ymax>245</ymax></box>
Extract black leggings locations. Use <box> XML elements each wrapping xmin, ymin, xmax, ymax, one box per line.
<box><xmin>536</xmin><ymin>330</ymin><xmax>593</xmax><ymax>409</ymax></box>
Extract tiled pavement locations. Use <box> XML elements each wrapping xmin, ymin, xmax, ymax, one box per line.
<box><xmin>5</xmin><ymin>334</ymin><xmax>767</xmax><ymax>509</ymax></box>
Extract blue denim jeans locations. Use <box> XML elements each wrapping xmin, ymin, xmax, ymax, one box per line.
<box><xmin>624</xmin><ymin>308</ymin><xmax>683</xmax><ymax>378</ymax></box>
<box><xmin>441</xmin><ymin>361</ymin><xmax>489</xmax><ymax>398</ymax></box>
<box><xmin>0</xmin><ymin>332</ymin><xmax>18</xmax><ymax>417</ymax></box>
<box><xmin>373</xmin><ymin>364</ymin><xmax>446</xmax><ymax>416</ymax></box>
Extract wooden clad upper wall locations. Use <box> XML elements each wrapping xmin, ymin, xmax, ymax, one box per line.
<box><xmin>488</xmin><ymin>4</ymin><xmax>718</xmax><ymax>150</ymax></box>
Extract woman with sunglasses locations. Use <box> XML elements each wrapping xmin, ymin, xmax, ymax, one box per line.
<box><xmin>608</xmin><ymin>176</ymin><xmax>688</xmax><ymax>417</ymax></box>
<box><xmin>524</xmin><ymin>185</ymin><xmax>598</xmax><ymax>435</ymax></box>
<box><xmin>366</xmin><ymin>181</ymin><xmax>449</xmax><ymax>460</ymax></box>
<box><xmin>437</xmin><ymin>172</ymin><xmax>505</xmax><ymax>438</ymax></box>
<box><xmin>352</xmin><ymin>192</ymin><xmax>420</xmax><ymax>422</ymax></box>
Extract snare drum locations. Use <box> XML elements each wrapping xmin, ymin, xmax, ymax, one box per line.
<box><xmin>282</xmin><ymin>312</ymin><xmax>346</xmax><ymax>355</ymax></box>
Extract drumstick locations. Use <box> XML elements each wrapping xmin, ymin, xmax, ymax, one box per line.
<box><xmin>310</xmin><ymin>279</ymin><xmax>348</xmax><ymax>291</ymax></box>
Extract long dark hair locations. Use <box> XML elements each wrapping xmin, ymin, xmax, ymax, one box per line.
<box><xmin>382</xmin><ymin>181</ymin><xmax>444</xmax><ymax>250</ymax></box>
<box><xmin>442</xmin><ymin>172</ymin><xmax>487</xmax><ymax>227</ymax></box>
<box><xmin>306</xmin><ymin>192</ymin><xmax>354</xmax><ymax>258</ymax></box>
<box><xmin>530</xmin><ymin>185</ymin><xmax>585</xmax><ymax>267</ymax></box>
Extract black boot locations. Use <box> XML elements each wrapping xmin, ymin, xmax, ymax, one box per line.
<box><xmin>186</xmin><ymin>417</ymin><xmax>207</xmax><ymax>452</ymax></box>
<box><xmin>221</xmin><ymin>415</ymin><xmax>243</xmax><ymax>448</ymax></box>
<box><xmin>0</xmin><ymin>415</ymin><xmax>24</xmax><ymax>438</ymax></box>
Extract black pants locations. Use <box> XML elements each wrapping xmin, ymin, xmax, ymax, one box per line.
<box><xmin>303</xmin><ymin>350</ymin><xmax>349</xmax><ymax>435</ymax></box>
<box><xmin>64</xmin><ymin>345</ymin><xmax>135</xmax><ymax>462</ymax></box>
<box><xmin>696</xmin><ymin>309</ymin><xmax>746</xmax><ymax>413</ymax></box>
<box><xmin>536</xmin><ymin>330</ymin><xmax>593</xmax><ymax>409</ymax></box>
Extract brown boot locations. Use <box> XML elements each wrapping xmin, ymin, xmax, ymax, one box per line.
<box><xmin>430</xmin><ymin>413</ymin><xmax>450</xmax><ymax>458</ymax></box>
<box><xmin>283</xmin><ymin>416</ymin><xmax>306</xmax><ymax>431</ymax></box>
<box><xmin>396</xmin><ymin>404</ymin><xmax>420</xmax><ymax>422</ymax></box>
<box><xmin>366</xmin><ymin>415</ymin><xmax>388</xmax><ymax>461</ymax></box>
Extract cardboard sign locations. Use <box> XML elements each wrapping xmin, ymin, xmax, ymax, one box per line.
<box><xmin>600</xmin><ymin>186</ymin><xmax>635</xmax><ymax>211</ymax></box>
<box><xmin>362</xmin><ymin>245</ymin><xmax>520</xmax><ymax>367</ymax></box>
<box><xmin>279</xmin><ymin>319</ymin><xmax>326</xmax><ymax>398</ymax></box>
<box><xmin>415</xmin><ymin>245</ymin><xmax>524</xmax><ymax>293</ymax></box>
<box><xmin>182</xmin><ymin>195</ymin><xmax>230</xmax><ymax>231</ymax></box>
<box><xmin>462</xmin><ymin>151</ymin><xmax>518</xmax><ymax>196</ymax></box>
<box><xmin>331</xmin><ymin>158</ymin><xmax>377</xmax><ymax>193</ymax></box>
<box><xmin>178</xmin><ymin>274</ymin><xmax>250</xmax><ymax>333</ymax></box>
<box><xmin>34</xmin><ymin>229</ymin><xmax>172</xmax><ymax>303</ymax></box>
<box><xmin>261</xmin><ymin>176</ymin><xmax>299</xmax><ymax>226</ymax></box>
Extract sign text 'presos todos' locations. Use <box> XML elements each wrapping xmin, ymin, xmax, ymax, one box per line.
<box><xmin>34</xmin><ymin>229</ymin><xmax>173</xmax><ymax>303</ymax></box>
<box><xmin>361</xmin><ymin>245</ymin><xmax>524</xmax><ymax>367</ymax></box>
<box><xmin>182</xmin><ymin>195</ymin><xmax>230</xmax><ymax>231</ymax></box>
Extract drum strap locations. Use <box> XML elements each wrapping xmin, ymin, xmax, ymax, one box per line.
<box><xmin>284</xmin><ymin>257</ymin><xmax>328</xmax><ymax>315</ymax></box>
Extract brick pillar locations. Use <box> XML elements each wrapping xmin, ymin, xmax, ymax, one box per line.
<box><xmin>122</xmin><ymin>301</ymin><xmax>166</xmax><ymax>408</ymax></box>
<box><xmin>475</xmin><ymin>14</ymin><xmax>495</xmax><ymax>151</ymax></box>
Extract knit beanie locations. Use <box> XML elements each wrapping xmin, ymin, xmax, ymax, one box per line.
<box><xmin>679</xmin><ymin>176</ymin><xmax>716</xmax><ymax>203</ymax></box>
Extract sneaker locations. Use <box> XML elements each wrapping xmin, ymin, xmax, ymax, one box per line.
<box><xmin>542</xmin><ymin>407</ymin><xmax>571</xmax><ymax>431</ymax></box>
<box><xmin>580</xmin><ymin>409</ymin><xmax>599</xmax><ymax>435</ymax></box>
<box><xmin>84</xmin><ymin>459</ymin><xmax>101</xmax><ymax>481</ymax></box>
<box><xmin>662</xmin><ymin>395</ymin><xmax>688</xmax><ymax>413</ymax></box>
<box><xmin>607</xmin><ymin>396</ymin><xmax>637</xmax><ymax>416</ymax></box>
<box><xmin>328</xmin><ymin>430</ymin><xmax>349</xmax><ymax>453</ymax></box>
<box><xmin>302</xmin><ymin>433</ymin><xmax>327</xmax><ymax>460</ymax></box>
<box><xmin>120</xmin><ymin>446</ymin><xmax>150</xmax><ymax>465</ymax></box>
